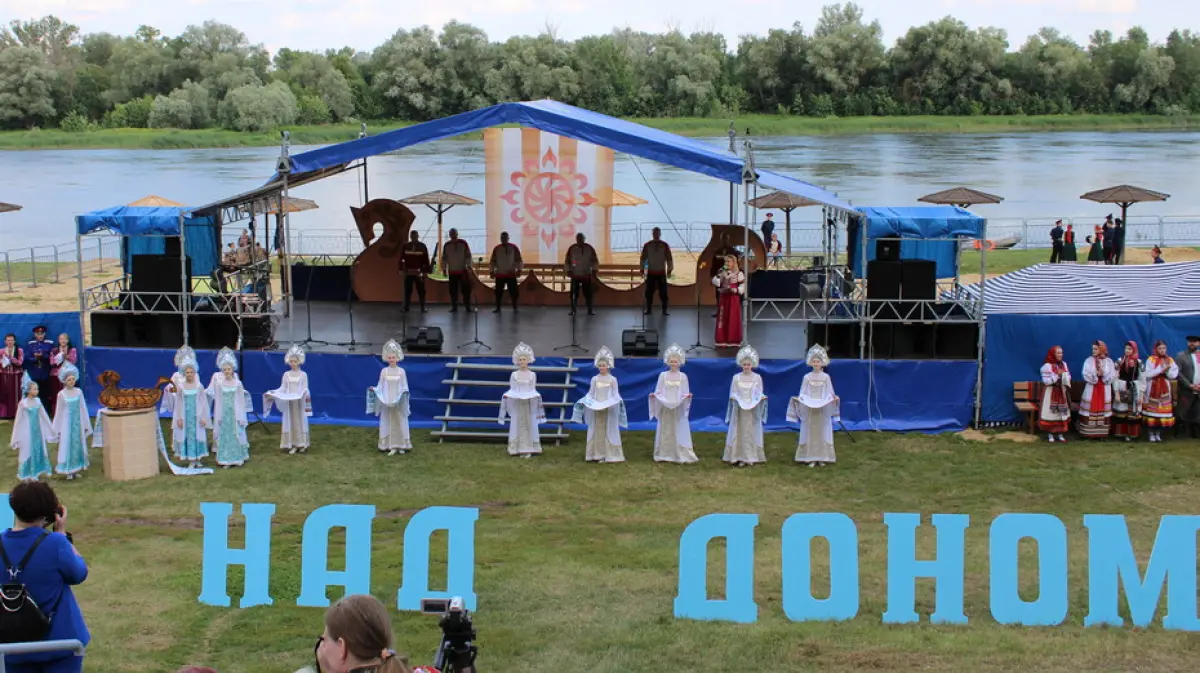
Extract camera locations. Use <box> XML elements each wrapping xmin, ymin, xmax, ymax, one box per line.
<box><xmin>43</xmin><ymin>505</ymin><xmax>63</xmax><ymax>528</ymax></box>
<box><xmin>421</xmin><ymin>597</ymin><xmax>478</xmax><ymax>673</ymax></box>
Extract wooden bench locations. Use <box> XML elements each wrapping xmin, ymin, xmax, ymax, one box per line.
<box><xmin>1013</xmin><ymin>379</ymin><xmax>1180</xmax><ymax>434</ymax></box>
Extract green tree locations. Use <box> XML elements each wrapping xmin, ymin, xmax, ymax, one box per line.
<box><xmin>148</xmin><ymin>80</ymin><xmax>211</xmax><ymax>128</ymax></box>
<box><xmin>218</xmin><ymin>81</ymin><xmax>298</xmax><ymax>131</ymax></box>
<box><xmin>0</xmin><ymin>47</ymin><xmax>58</xmax><ymax>128</ymax></box>
<box><xmin>890</xmin><ymin>17</ymin><xmax>1012</xmax><ymax>114</ymax></box>
<box><xmin>807</xmin><ymin>3</ymin><xmax>885</xmax><ymax>100</ymax></box>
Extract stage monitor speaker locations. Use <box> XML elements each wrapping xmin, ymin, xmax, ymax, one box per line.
<box><xmin>621</xmin><ymin>329</ymin><xmax>660</xmax><ymax>357</ymax></box>
<box><xmin>876</xmin><ymin>239</ymin><xmax>900</xmax><ymax>262</ymax></box>
<box><xmin>403</xmin><ymin>326</ymin><xmax>444</xmax><ymax>353</ymax></box>
<box><xmin>866</xmin><ymin>261</ymin><xmax>902</xmax><ymax>299</ymax></box>
<box><xmin>900</xmin><ymin>259</ymin><xmax>937</xmax><ymax>300</ymax></box>
<box><xmin>936</xmin><ymin>323</ymin><xmax>981</xmax><ymax>359</ymax></box>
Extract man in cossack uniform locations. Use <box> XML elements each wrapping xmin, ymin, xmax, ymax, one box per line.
<box><xmin>399</xmin><ymin>231</ymin><xmax>431</xmax><ymax>313</ymax></box>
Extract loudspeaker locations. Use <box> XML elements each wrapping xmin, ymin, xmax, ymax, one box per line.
<box><xmin>131</xmin><ymin>255</ymin><xmax>192</xmax><ymax>294</ymax></box>
<box><xmin>890</xmin><ymin>323</ymin><xmax>935</xmax><ymax>359</ymax></box>
<box><xmin>900</xmin><ymin>260</ymin><xmax>937</xmax><ymax>300</ymax></box>
<box><xmin>90</xmin><ymin>312</ymin><xmax>126</xmax><ymax>347</ymax></box>
<box><xmin>935</xmin><ymin>323</ymin><xmax>980</xmax><ymax>359</ymax></box>
<box><xmin>403</xmin><ymin>326</ymin><xmax>443</xmax><ymax>353</ymax></box>
<box><xmin>866</xmin><ymin>261</ymin><xmax>902</xmax><ymax>299</ymax></box>
<box><xmin>126</xmin><ymin>314</ymin><xmax>184</xmax><ymax>348</ymax></box>
<box><xmin>163</xmin><ymin>236</ymin><xmax>182</xmax><ymax>258</ymax></box>
<box><xmin>876</xmin><ymin>239</ymin><xmax>900</xmax><ymax>262</ymax></box>
<box><xmin>621</xmin><ymin>329</ymin><xmax>660</xmax><ymax>357</ymax></box>
<box><xmin>809</xmin><ymin>322</ymin><xmax>858</xmax><ymax>359</ymax></box>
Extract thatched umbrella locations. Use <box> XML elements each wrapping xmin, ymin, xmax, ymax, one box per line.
<box><xmin>128</xmin><ymin>195</ymin><xmax>185</xmax><ymax>207</ymax></box>
<box><xmin>400</xmin><ymin>190</ymin><xmax>481</xmax><ymax>258</ymax></box>
<box><xmin>1081</xmin><ymin>185</ymin><xmax>1169</xmax><ymax>265</ymax></box>
<box><xmin>255</xmin><ymin>196</ymin><xmax>319</xmax><ymax>215</ymax></box>
<box><xmin>918</xmin><ymin>187</ymin><xmax>1004</xmax><ymax>208</ymax></box>
<box><xmin>747</xmin><ymin>190</ymin><xmax>822</xmax><ymax>255</ymax></box>
<box><xmin>0</xmin><ymin>202</ymin><xmax>21</xmax><ymax>214</ymax></box>
<box><xmin>595</xmin><ymin>187</ymin><xmax>649</xmax><ymax>208</ymax></box>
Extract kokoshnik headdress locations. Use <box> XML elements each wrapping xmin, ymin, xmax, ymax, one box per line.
<box><xmin>663</xmin><ymin>343</ymin><xmax>686</xmax><ymax>366</ymax></box>
<box><xmin>594</xmin><ymin>346</ymin><xmax>615</xmax><ymax>369</ymax></box>
<box><xmin>173</xmin><ymin>345</ymin><xmax>196</xmax><ymax>367</ymax></box>
<box><xmin>57</xmin><ymin>362</ymin><xmax>79</xmax><ymax>383</ymax></box>
<box><xmin>216</xmin><ymin>347</ymin><xmax>238</xmax><ymax>372</ymax></box>
<box><xmin>382</xmin><ymin>339</ymin><xmax>404</xmax><ymax>362</ymax></box>
<box><xmin>285</xmin><ymin>344</ymin><xmax>307</xmax><ymax>365</ymax></box>
<box><xmin>20</xmin><ymin>371</ymin><xmax>34</xmax><ymax>395</ymax></box>
<box><xmin>735</xmin><ymin>344</ymin><xmax>759</xmax><ymax>368</ymax></box>
<box><xmin>512</xmin><ymin>342</ymin><xmax>535</xmax><ymax>365</ymax></box>
<box><xmin>806</xmin><ymin>344</ymin><xmax>830</xmax><ymax>368</ymax></box>
<box><xmin>177</xmin><ymin>354</ymin><xmax>199</xmax><ymax>375</ymax></box>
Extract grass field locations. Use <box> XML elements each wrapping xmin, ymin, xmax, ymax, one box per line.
<box><xmin>1</xmin><ymin>114</ymin><xmax>1197</xmax><ymax>150</ymax></box>
<box><xmin>0</xmin><ymin>421</ymin><xmax>1197</xmax><ymax>672</ymax></box>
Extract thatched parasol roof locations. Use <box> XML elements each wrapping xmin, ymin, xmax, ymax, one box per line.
<box><xmin>128</xmin><ymin>195</ymin><xmax>185</xmax><ymax>207</ymax></box>
<box><xmin>400</xmin><ymin>190</ymin><xmax>481</xmax><ymax>207</ymax></box>
<box><xmin>0</xmin><ymin>202</ymin><xmax>21</xmax><ymax>214</ymax></box>
<box><xmin>918</xmin><ymin>187</ymin><xmax>1004</xmax><ymax>207</ymax></box>
<box><xmin>595</xmin><ymin>187</ymin><xmax>648</xmax><ymax>207</ymax></box>
<box><xmin>747</xmin><ymin>191</ymin><xmax>823</xmax><ymax>210</ymax></box>
<box><xmin>250</xmin><ymin>196</ymin><xmax>319</xmax><ymax>215</ymax></box>
<box><xmin>1080</xmin><ymin>185</ymin><xmax>1170</xmax><ymax>205</ymax></box>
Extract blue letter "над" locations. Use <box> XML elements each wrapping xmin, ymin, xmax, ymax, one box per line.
<box><xmin>883</xmin><ymin>513</ymin><xmax>969</xmax><ymax>625</ymax></box>
<box><xmin>781</xmin><ymin>513</ymin><xmax>859</xmax><ymax>621</ymax></box>
<box><xmin>989</xmin><ymin>513</ymin><xmax>1068</xmax><ymax>626</ymax></box>
<box><xmin>198</xmin><ymin>502</ymin><xmax>276</xmax><ymax>608</ymax></box>
<box><xmin>674</xmin><ymin>514</ymin><xmax>759</xmax><ymax>623</ymax></box>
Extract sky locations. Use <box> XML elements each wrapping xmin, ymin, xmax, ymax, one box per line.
<box><xmin>0</xmin><ymin>0</ymin><xmax>1193</xmax><ymax>56</ymax></box>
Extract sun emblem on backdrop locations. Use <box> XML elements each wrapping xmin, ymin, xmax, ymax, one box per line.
<box><xmin>501</xmin><ymin>147</ymin><xmax>597</xmax><ymax>247</ymax></box>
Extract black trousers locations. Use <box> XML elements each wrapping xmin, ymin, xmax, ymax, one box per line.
<box><xmin>644</xmin><ymin>274</ymin><xmax>668</xmax><ymax>311</ymax></box>
<box><xmin>448</xmin><ymin>274</ymin><xmax>471</xmax><ymax>309</ymax></box>
<box><xmin>403</xmin><ymin>274</ymin><xmax>425</xmax><ymax>310</ymax></box>
<box><xmin>1050</xmin><ymin>241</ymin><xmax>1063</xmax><ymax>263</ymax></box>
<box><xmin>494</xmin><ymin>277</ymin><xmax>519</xmax><ymax>309</ymax></box>
<box><xmin>570</xmin><ymin>278</ymin><xmax>594</xmax><ymax>313</ymax></box>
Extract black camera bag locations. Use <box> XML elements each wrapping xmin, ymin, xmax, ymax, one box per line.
<box><xmin>0</xmin><ymin>530</ymin><xmax>53</xmax><ymax>644</ymax></box>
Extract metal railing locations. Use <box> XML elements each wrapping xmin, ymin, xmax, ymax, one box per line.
<box><xmin>1</xmin><ymin>236</ymin><xmax>118</xmax><ymax>292</ymax></box>
<box><xmin>0</xmin><ymin>640</ymin><xmax>85</xmax><ymax>672</ymax></box>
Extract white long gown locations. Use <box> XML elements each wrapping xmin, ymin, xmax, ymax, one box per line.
<box><xmin>170</xmin><ymin>380</ymin><xmax>211</xmax><ymax>461</ymax></box>
<box><xmin>649</xmin><ymin>371</ymin><xmax>697</xmax><ymax>463</ymax></box>
<box><xmin>369</xmin><ymin>366</ymin><xmax>411</xmax><ymax>452</ymax></box>
<box><xmin>499</xmin><ymin>369</ymin><xmax>544</xmax><ymax>455</ymax></box>
<box><xmin>206</xmin><ymin>373</ymin><xmax>251</xmax><ymax>466</ymax></box>
<box><xmin>723</xmin><ymin>372</ymin><xmax>767</xmax><ymax>464</ymax></box>
<box><xmin>11</xmin><ymin>397</ymin><xmax>56</xmax><ymax>480</ymax></box>
<box><xmin>787</xmin><ymin>372</ymin><xmax>838</xmax><ymax>463</ymax></box>
<box><xmin>571</xmin><ymin>374</ymin><xmax>627</xmax><ymax>462</ymax></box>
<box><xmin>264</xmin><ymin>370</ymin><xmax>311</xmax><ymax>450</ymax></box>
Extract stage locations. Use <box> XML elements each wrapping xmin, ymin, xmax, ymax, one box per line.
<box><xmin>281</xmin><ymin>300</ymin><xmax>809</xmax><ymax>359</ymax></box>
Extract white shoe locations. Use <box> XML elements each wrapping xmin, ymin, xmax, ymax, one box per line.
<box><xmin>387</xmin><ymin>449</ymin><xmax>397</xmax><ymax>456</ymax></box>
<box><xmin>522</xmin><ymin>454</ymin><xmax>532</xmax><ymax>459</ymax></box>
<box><xmin>288</xmin><ymin>448</ymin><xmax>297</xmax><ymax>455</ymax></box>
<box><xmin>1048</xmin><ymin>435</ymin><xmax>1056</xmax><ymax>443</ymax></box>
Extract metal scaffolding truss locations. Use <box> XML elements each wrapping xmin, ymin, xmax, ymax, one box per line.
<box><xmin>749</xmin><ymin>298</ymin><xmax>982</xmax><ymax>324</ymax></box>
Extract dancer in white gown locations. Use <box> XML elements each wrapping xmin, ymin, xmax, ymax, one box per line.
<box><xmin>723</xmin><ymin>344</ymin><xmax>768</xmax><ymax>467</ymax></box>
<box><xmin>51</xmin><ymin>363</ymin><xmax>91</xmax><ymax>480</ymax></box>
<box><xmin>10</xmin><ymin>373</ymin><xmax>55</xmax><ymax>481</ymax></box>
<box><xmin>171</xmin><ymin>355</ymin><xmax>211</xmax><ymax>468</ymax></box>
<box><xmin>787</xmin><ymin>344</ymin><xmax>840</xmax><ymax>466</ymax></box>
<box><xmin>499</xmin><ymin>342</ymin><xmax>544</xmax><ymax>458</ymax></box>
<box><xmin>367</xmin><ymin>339</ymin><xmax>412</xmax><ymax>456</ymax></box>
<box><xmin>571</xmin><ymin>346</ymin><xmax>627</xmax><ymax>463</ymax></box>
<box><xmin>264</xmin><ymin>345</ymin><xmax>312</xmax><ymax>454</ymax></box>
<box><xmin>206</xmin><ymin>347</ymin><xmax>251</xmax><ymax>468</ymax></box>
<box><xmin>161</xmin><ymin>344</ymin><xmax>196</xmax><ymax>414</ymax></box>
<box><xmin>649</xmin><ymin>343</ymin><xmax>698</xmax><ymax>463</ymax></box>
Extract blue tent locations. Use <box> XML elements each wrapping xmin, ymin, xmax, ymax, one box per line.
<box><xmin>75</xmin><ymin>205</ymin><xmax>220</xmax><ymax>277</ymax></box>
<box><xmin>848</xmin><ymin>206</ymin><xmax>985</xmax><ymax>279</ymax></box>
<box><xmin>275</xmin><ymin>99</ymin><xmax>857</xmax><ymax>213</ymax></box>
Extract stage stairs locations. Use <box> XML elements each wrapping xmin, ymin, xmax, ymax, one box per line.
<box><xmin>433</xmin><ymin>357</ymin><xmax>579</xmax><ymax>444</ymax></box>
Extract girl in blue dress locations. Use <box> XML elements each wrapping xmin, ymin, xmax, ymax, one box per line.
<box><xmin>206</xmin><ymin>348</ymin><xmax>250</xmax><ymax>468</ymax></box>
<box><xmin>10</xmin><ymin>373</ymin><xmax>55</xmax><ymax>481</ymax></box>
<box><xmin>170</xmin><ymin>355</ymin><xmax>211</xmax><ymax>468</ymax></box>
<box><xmin>51</xmin><ymin>363</ymin><xmax>92</xmax><ymax>479</ymax></box>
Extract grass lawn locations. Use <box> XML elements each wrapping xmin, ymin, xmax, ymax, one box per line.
<box><xmin>0</xmin><ymin>422</ymin><xmax>1196</xmax><ymax>672</ymax></box>
<box><xmin>1</xmin><ymin>114</ymin><xmax>1197</xmax><ymax>150</ymax></box>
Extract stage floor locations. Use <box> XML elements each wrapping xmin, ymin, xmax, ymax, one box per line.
<box><xmin>273</xmin><ymin>301</ymin><xmax>809</xmax><ymax>359</ymax></box>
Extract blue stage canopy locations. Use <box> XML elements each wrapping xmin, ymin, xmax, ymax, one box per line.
<box><xmin>76</xmin><ymin>206</ymin><xmax>190</xmax><ymax>236</ymax></box>
<box><xmin>274</xmin><ymin>100</ymin><xmax>857</xmax><ymax>213</ymax></box>
<box><xmin>75</xmin><ymin>205</ymin><xmax>221</xmax><ymax>277</ymax></box>
<box><xmin>849</xmin><ymin>205</ymin><xmax>985</xmax><ymax>279</ymax></box>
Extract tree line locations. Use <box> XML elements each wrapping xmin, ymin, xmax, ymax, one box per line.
<box><xmin>0</xmin><ymin>5</ymin><xmax>1197</xmax><ymax>132</ymax></box>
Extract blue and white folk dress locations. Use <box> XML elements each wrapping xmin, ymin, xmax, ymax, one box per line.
<box><xmin>52</xmin><ymin>389</ymin><xmax>92</xmax><ymax>476</ymax></box>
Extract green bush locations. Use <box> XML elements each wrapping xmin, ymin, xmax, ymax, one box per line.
<box><xmin>59</xmin><ymin>111</ymin><xmax>90</xmax><ymax>132</ymax></box>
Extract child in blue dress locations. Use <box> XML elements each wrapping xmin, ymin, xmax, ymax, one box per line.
<box><xmin>51</xmin><ymin>363</ymin><xmax>92</xmax><ymax>479</ymax></box>
<box><xmin>10</xmin><ymin>372</ymin><xmax>55</xmax><ymax>481</ymax></box>
<box><xmin>206</xmin><ymin>348</ymin><xmax>251</xmax><ymax>468</ymax></box>
<box><xmin>170</xmin><ymin>355</ymin><xmax>211</xmax><ymax>468</ymax></box>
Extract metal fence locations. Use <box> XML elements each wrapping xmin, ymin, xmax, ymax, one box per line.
<box><xmin>7</xmin><ymin>214</ymin><xmax>1199</xmax><ymax>292</ymax></box>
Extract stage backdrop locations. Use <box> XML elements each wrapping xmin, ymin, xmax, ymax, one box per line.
<box><xmin>980</xmin><ymin>313</ymin><xmax>1200</xmax><ymax>423</ymax></box>
<box><xmin>0</xmin><ymin>312</ymin><xmax>83</xmax><ymax>350</ymax></box>
<box><xmin>82</xmin><ymin>348</ymin><xmax>978</xmax><ymax>433</ymax></box>
<box><xmin>484</xmin><ymin>128</ymin><xmax>615</xmax><ymax>264</ymax></box>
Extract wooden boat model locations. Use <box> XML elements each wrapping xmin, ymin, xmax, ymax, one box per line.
<box><xmin>97</xmin><ymin>370</ymin><xmax>172</xmax><ymax>411</ymax></box>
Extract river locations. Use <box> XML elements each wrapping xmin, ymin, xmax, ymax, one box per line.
<box><xmin>2</xmin><ymin>130</ymin><xmax>1198</xmax><ymax>252</ymax></box>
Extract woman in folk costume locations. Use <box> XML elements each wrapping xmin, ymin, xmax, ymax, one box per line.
<box><xmin>206</xmin><ymin>347</ymin><xmax>250</xmax><ymax>467</ymax></box>
<box><xmin>51</xmin><ymin>363</ymin><xmax>91</xmax><ymax>479</ymax></box>
<box><xmin>712</xmin><ymin>254</ymin><xmax>745</xmax><ymax>348</ymax></box>
<box><xmin>1062</xmin><ymin>224</ymin><xmax>1077</xmax><ymax>262</ymax></box>
<box><xmin>1078</xmin><ymin>340</ymin><xmax>1116</xmax><ymax>439</ymax></box>
<box><xmin>1086</xmin><ymin>229</ymin><xmax>1104</xmax><ymax>264</ymax></box>
<box><xmin>723</xmin><ymin>344</ymin><xmax>768</xmax><ymax>467</ymax></box>
<box><xmin>264</xmin><ymin>345</ymin><xmax>312</xmax><ymax>454</ymax></box>
<box><xmin>499</xmin><ymin>342</ymin><xmax>545</xmax><ymax>458</ymax></box>
<box><xmin>649</xmin><ymin>344</ymin><xmax>698</xmax><ymax>464</ymax></box>
<box><xmin>171</xmin><ymin>355</ymin><xmax>211</xmax><ymax>468</ymax></box>
<box><xmin>1142</xmin><ymin>339</ymin><xmax>1180</xmax><ymax>443</ymax></box>
<box><xmin>1</xmin><ymin>333</ymin><xmax>24</xmax><ymax>420</ymax></box>
<box><xmin>1039</xmin><ymin>345</ymin><xmax>1072</xmax><ymax>443</ymax></box>
<box><xmin>367</xmin><ymin>339</ymin><xmax>411</xmax><ymax>456</ymax></box>
<box><xmin>571</xmin><ymin>346</ymin><xmax>628</xmax><ymax>463</ymax></box>
<box><xmin>161</xmin><ymin>344</ymin><xmax>197</xmax><ymax>414</ymax></box>
<box><xmin>1111</xmin><ymin>341</ymin><xmax>1145</xmax><ymax>442</ymax></box>
<box><xmin>10</xmin><ymin>373</ymin><xmax>55</xmax><ymax>481</ymax></box>
<box><xmin>787</xmin><ymin>344</ymin><xmax>840</xmax><ymax>467</ymax></box>
<box><xmin>46</xmin><ymin>332</ymin><xmax>78</xmax><ymax>415</ymax></box>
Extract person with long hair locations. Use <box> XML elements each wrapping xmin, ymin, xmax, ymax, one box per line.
<box><xmin>46</xmin><ymin>333</ymin><xmax>77</xmax><ymax>418</ymax></box>
<box><xmin>1143</xmin><ymin>340</ymin><xmax>1180</xmax><ymax>442</ymax></box>
<box><xmin>723</xmin><ymin>344</ymin><xmax>768</xmax><ymax>467</ymax></box>
<box><xmin>1111</xmin><ymin>341</ymin><xmax>1144</xmax><ymax>442</ymax></box>
<box><xmin>1078</xmin><ymin>340</ymin><xmax>1116</xmax><ymax>439</ymax></box>
<box><xmin>648</xmin><ymin>344</ymin><xmax>697</xmax><ymax>464</ymax></box>
<box><xmin>310</xmin><ymin>595</ymin><xmax>413</xmax><ymax>673</ymax></box>
<box><xmin>367</xmin><ymin>340</ymin><xmax>412</xmax><ymax>457</ymax></box>
<box><xmin>712</xmin><ymin>254</ymin><xmax>745</xmax><ymax>348</ymax></box>
<box><xmin>0</xmin><ymin>332</ymin><xmax>23</xmax><ymax>420</ymax></box>
<box><xmin>1038</xmin><ymin>346</ymin><xmax>1071</xmax><ymax>443</ymax></box>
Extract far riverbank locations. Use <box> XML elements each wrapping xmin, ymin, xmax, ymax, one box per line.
<box><xmin>0</xmin><ymin>113</ymin><xmax>1196</xmax><ymax>151</ymax></box>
